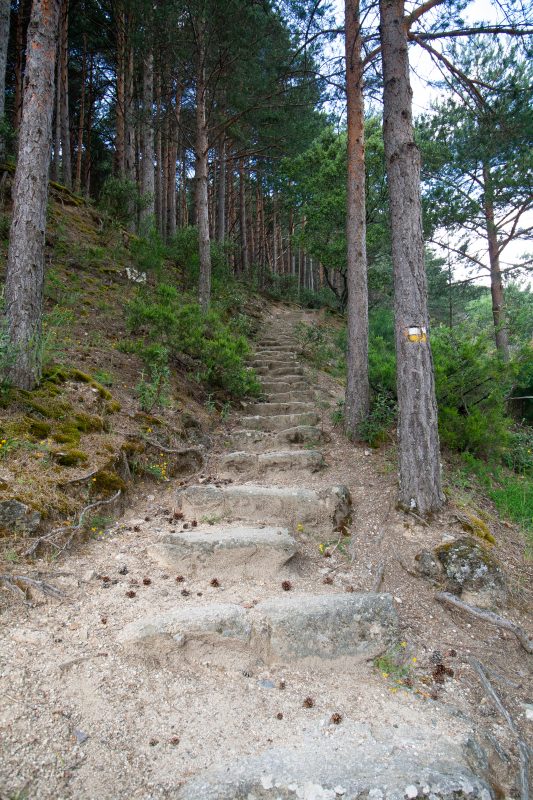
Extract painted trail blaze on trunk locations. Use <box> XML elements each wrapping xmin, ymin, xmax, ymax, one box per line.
<box><xmin>380</xmin><ymin>0</ymin><xmax>444</xmax><ymax>515</ymax></box>
<box><xmin>4</xmin><ymin>0</ymin><xmax>61</xmax><ymax>390</ymax></box>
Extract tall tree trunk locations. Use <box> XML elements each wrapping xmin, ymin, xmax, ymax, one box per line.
<box><xmin>482</xmin><ymin>163</ymin><xmax>510</xmax><ymax>361</ymax></box>
<box><xmin>13</xmin><ymin>0</ymin><xmax>29</xmax><ymax>136</ymax></box>
<box><xmin>4</xmin><ymin>0</ymin><xmax>61</xmax><ymax>390</ymax></box>
<box><xmin>239</xmin><ymin>158</ymin><xmax>248</xmax><ymax>275</ymax></box>
<box><xmin>0</xmin><ymin>0</ymin><xmax>10</xmax><ymax>160</ymax></box>
<box><xmin>195</xmin><ymin>25</ymin><xmax>211</xmax><ymax>311</ymax></box>
<box><xmin>140</xmin><ymin>49</ymin><xmax>155</xmax><ymax>228</ymax></box>
<box><xmin>154</xmin><ymin>71</ymin><xmax>162</xmax><ymax>233</ymax></box>
<box><xmin>217</xmin><ymin>138</ymin><xmax>226</xmax><ymax>243</ymax></box>
<box><xmin>380</xmin><ymin>0</ymin><xmax>444</xmax><ymax>515</ymax></box>
<box><xmin>52</xmin><ymin>51</ymin><xmax>60</xmax><ymax>180</ymax></box>
<box><xmin>124</xmin><ymin>41</ymin><xmax>135</xmax><ymax>183</ymax></box>
<box><xmin>115</xmin><ymin>3</ymin><xmax>126</xmax><ymax>176</ymax></box>
<box><xmin>58</xmin><ymin>0</ymin><xmax>71</xmax><ymax>187</ymax></box>
<box><xmin>83</xmin><ymin>49</ymin><xmax>93</xmax><ymax>194</ymax></box>
<box><xmin>74</xmin><ymin>32</ymin><xmax>86</xmax><ymax>194</ymax></box>
<box><xmin>344</xmin><ymin>0</ymin><xmax>370</xmax><ymax>436</ymax></box>
<box><xmin>180</xmin><ymin>143</ymin><xmax>188</xmax><ymax>227</ymax></box>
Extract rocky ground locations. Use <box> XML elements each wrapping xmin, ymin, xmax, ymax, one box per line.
<box><xmin>1</xmin><ymin>305</ymin><xmax>531</xmax><ymax>800</ymax></box>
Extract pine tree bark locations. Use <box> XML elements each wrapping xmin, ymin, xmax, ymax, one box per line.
<box><xmin>140</xmin><ymin>49</ymin><xmax>155</xmax><ymax>228</ymax></box>
<box><xmin>482</xmin><ymin>163</ymin><xmax>510</xmax><ymax>361</ymax></box>
<box><xmin>0</xmin><ymin>0</ymin><xmax>10</xmax><ymax>161</ymax></box>
<box><xmin>74</xmin><ymin>31</ymin><xmax>86</xmax><ymax>194</ymax></box>
<box><xmin>13</xmin><ymin>0</ymin><xmax>29</xmax><ymax>135</ymax></box>
<box><xmin>115</xmin><ymin>2</ymin><xmax>126</xmax><ymax>176</ymax></box>
<box><xmin>380</xmin><ymin>0</ymin><xmax>444</xmax><ymax>515</ymax></box>
<box><xmin>124</xmin><ymin>42</ymin><xmax>135</xmax><ymax>183</ymax></box>
<box><xmin>4</xmin><ymin>0</ymin><xmax>61</xmax><ymax>390</ymax></box>
<box><xmin>239</xmin><ymin>157</ymin><xmax>249</xmax><ymax>275</ymax></box>
<box><xmin>195</xmin><ymin>24</ymin><xmax>211</xmax><ymax>311</ymax></box>
<box><xmin>344</xmin><ymin>0</ymin><xmax>370</xmax><ymax>436</ymax></box>
<box><xmin>58</xmin><ymin>0</ymin><xmax>71</xmax><ymax>187</ymax></box>
<box><xmin>217</xmin><ymin>138</ymin><xmax>226</xmax><ymax>243</ymax></box>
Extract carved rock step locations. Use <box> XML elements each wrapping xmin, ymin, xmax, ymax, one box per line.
<box><xmin>256</xmin><ymin>365</ymin><xmax>305</xmax><ymax>378</ymax></box>
<box><xmin>252</xmin><ymin>359</ymin><xmax>298</xmax><ymax>370</ymax></box>
<box><xmin>247</xmin><ymin>401</ymin><xmax>316</xmax><ymax>416</ymax></box>
<box><xmin>258</xmin><ymin>337</ymin><xmax>294</xmax><ymax>345</ymax></box>
<box><xmin>176</xmin><ymin>723</ymin><xmax>489</xmax><ymax>800</ymax></box>
<box><xmin>149</xmin><ymin>524</ymin><xmax>296</xmax><ymax>578</ymax></box>
<box><xmin>176</xmin><ymin>483</ymin><xmax>351</xmax><ymax>534</ymax></box>
<box><xmin>254</xmin><ymin>349</ymin><xmax>297</xmax><ymax>358</ymax></box>
<box><xmin>261</xmin><ymin>379</ymin><xmax>310</xmax><ymax>393</ymax></box>
<box><xmin>241</xmin><ymin>412</ymin><xmax>320</xmax><ymax>432</ymax></box>
<box><xmin>264</xmin><ymin>390</ymin><xmax>315</xmax><ymax>403</ymax></box>
<box><xmin>219</xmin><ymin>449</ymin><xmax>325</xmax><ymax>478</ymax></box>
<box><xmin>226</xmin><ymin>426</ymin><xmax>329</xmax><ymax>453</ymax></box>
<box><xmin>119</xmin><ymin>593</ymin><xmax>397</xmax><ymax>669</ymax></box>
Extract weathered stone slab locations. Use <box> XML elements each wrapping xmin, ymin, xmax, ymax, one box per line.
<box><xmin>120</xmin><ymin>593</ymin><xmax>397</xmax><ymax>669</ymax></box>
<box><xmin>177</xmin><ymin>483</ymin><xmax>351</xmax><ymax>534</ymax></box>
<box><xmin>250</xmin><ymin>401</ymin><xmax>315</xmax><ymax>416</ymax></box>
<box><xmin>264</xmin><ymin>390</ymin><xmax>315</xmax><ymax>403</ymax></box>
<box><xmin>219</xmin><ymin>449</ymin><xmax>325</xmax><ymax>478</ymax></box>
<box><xmin>177</xmin><ymin>724</ymin><xmax>491</xmax><ymax>800</ymax></box>
<box><xmin>118</xmin><ymin>604</ymin><xmax>251</xmax><ymax>655</ymax></box>
<box><xmin>241</xmin><ymin>412</ymin><xmax>320</xmax><ymax>432</ymax></box>
<box><xmin>224</xmin><ymin>426</ymin><xmax>329</xmax><ymax>453</ymax></box>
<box><xmin>257</xmin><ymin>365</ymin><xmax>305</xmax><ymax>378</ymax></box>
<box><xmin>0</xmin><ymin>500</ymin><xmax>41</xmax><ymax>534</ymax></box>
<box><xmin>261</xmin><ymin>379</ymin><xmax>309</xmax><ymax>393</ymax></box>
<box><xmin>255</xmin><ymin>593</ymin><xmax>398</xmax><ymax>663</ymax></box>
<box><xmin>149</xmin><ymin>525</ymin><xmax>296</xmax><ymax>578</ymax></box>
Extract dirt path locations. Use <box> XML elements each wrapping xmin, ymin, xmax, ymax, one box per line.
<box><xmin>1</xmin><ymin>305</ymin><xmax>531</xmax><ymax>799</ymax></box>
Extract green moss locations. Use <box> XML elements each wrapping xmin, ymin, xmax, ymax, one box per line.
<box><xmin>458</xmin><ymin>512</ymin><xmax>496</xmax><ymax>545</ymax></box>
<box><xmin>28</xmin><ymin>419</ymin><xmax>52</xmax><ymax>440</ymax></box>
<box><xmin>91</xmin><ymin>470</ymin><xmax>127</xmax><ymax>492</ymax></box>
<box><xmin>122</xmin><ymin>440</ymin><xmax>146</xmax><ymax>455</ymax></box>
<box><xmin>73</xmin><ymin>412</ymin><xmax>105</xmax><ymax>433</ymax></box>
<box><xmin>105</xmin><ymin>399</ymin><xmax>122</xmax><ymax>414</ymax></box>
<box><xmin>18</xmin><ymin>391</ymin><xmax>72</xmax><ymax>420</ymax></box>
<box><xmin>54</xmin><ymin>449</ymin><xmax>88</xmax><ymax>467</ymax></box>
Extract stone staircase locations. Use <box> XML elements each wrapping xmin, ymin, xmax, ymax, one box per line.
<box><xmin>119</xmin><ymin>307</ymin><xmax>491</xmax><ymax>799</ymax></box>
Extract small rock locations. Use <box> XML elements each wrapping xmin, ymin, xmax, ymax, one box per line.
<box><xmin>74</xmin><ymin>729</ymin><xmax>89</xmax><ymax>745</ymax></box>
<box><xmin>0</xmin><ymin>499</ymin><xmax>41</xmax><ymax>534</ymax></box>
<box><xmin>258</xmin><ymin>679</ymin><xmax>275</xmax><ymax>689</ymax></box>
<box><xmin>405</xmin><ymin>786</ymin><xmax>418</xmax><ymax>799</ymax></box>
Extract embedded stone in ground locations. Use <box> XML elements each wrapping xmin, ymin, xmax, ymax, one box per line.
<box><xmin>149</xmin><ymin>524</ymin><xmax>296</xmax><ymax>577</ymax></box>
<box><xmin>176</xmin><ymin>723</ymin><xmax>491</xmax><ymax>800</ymax></box>
<box><xmin>261</xmin><ymin>379</ymin><xmax>309</xmax><ymax>393</ymax></box>
<box><xmin>240</xmin><ymin>411</ymin><xmax>320</xmax><ymax>432</ymax></box>
<box><xmin>248</xmin><ymin>401</ymin><xmax>316</xmax><ymax>416</ymax></box>
<box><xmin>224</xmin><ymin>426</ymin><xmax>329</xmax><ymax>453</ymax></box>
<box><xmin>255</xmin><ymin>592</ymin><xmax>398</xmax><ymax>663</ymax></box>
<box><xmin>176</xmin><ymin>483</ymin><xmax>351</xmax><ymax>534</ymax></box>
<box><xmin>218</xmin><ymin>449</ymin><xmax>325</xmax><ymax>478</ymax></box>
<box><xmin>119</xmin><ymin>593</ymin><xmax>397</xmax><ymax>667</ymax></box>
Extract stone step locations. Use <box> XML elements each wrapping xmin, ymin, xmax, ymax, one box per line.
<box><xmin>258</xmin><ymin>337</ymin><xmax>293</xmax><ymax>345</ymax></box>
<box><xmin>240</xmin><ymin>412</ymin><xmax>320</xmax><ymax>432</ymax></box>
<box><xmin>176</xmin><ymin>723</ymin><xmax>488</xmax><ymax>800</ymax></box>
<box><xmin>176</xmin><ymin>483</ymin><xmax>351</xmax><ymax>534</ymax></box>
<box><xmin>256</xmin><ymin>365</ymin><xmax>304</xmax><ymax>378</ymax></box>
<box><xmin>261</xmin><ymin>379</ymin><xmax>309</xmax><ymax>393</ymax></box>
<box><xmin>149</xmin><ymin>524</ymin><xmax>296</xmax><ymax>578</ymax></box>
<box><xmin>254</xmin><ymin>349</ymin><xmax>297</xmax><ymax>358</ymax></box>
<box><xmin>219</xmin><ymin>449</ymin><xmax>325</xmax><ymax>478</ymax></box>
<box><xmin>247</xmin><ymin>401</ymin><xmax>316</xmax><ymax>416</ymax></box>
<box><xmin>264</xmin><ymin>390</ymin><xmax>315</xmax><ymax>403</ymax></box>
<box><xmin>225</xmin><ymin>426</ymin><xmax>329</xmax><ymax>452</ymax></box>
<box><xmin>251</xmin><ymin>359</ymin><xmax>297</xmax><ymax>370</ymax></box>
<box><xmin>119</xmin><ymin>592</ymin><xmax>397</xmax><ymax>670</ymax></box>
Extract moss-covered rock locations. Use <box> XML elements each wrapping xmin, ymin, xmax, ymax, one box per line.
<box><xmin>91</xmin><ymin>470</ymin><xmax>127</xmax><ymax>493</ymax></box>
<box><xmin>456</xmin><ymin>512</ymin><xmax>496</xmax><ymax>545</ymax></box>
<box><xmin>435</xmin><ymin>536</ymin><xmax>506</xmax><ymax>607</ymax></box>
<box><xmin>54</xmin><ymin>449</ymin><xmax>89</xmax><ymax>467</ymax></box>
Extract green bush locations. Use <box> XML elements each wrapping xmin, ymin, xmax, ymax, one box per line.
<box><xmin>99</xmin><ymin>176</ymin><xmax>148</xmax><ymax>228</ymax></box>
<box><xmin>357</xmin><ymin>392</ymin><xmax>396</xmax><ymax>447</ymax></box>
<box><xmin>127</xmin><ymin>284</ymin><xmax>260</xmax><ymax>398</ymax></box>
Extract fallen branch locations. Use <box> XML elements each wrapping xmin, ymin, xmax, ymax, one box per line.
<box><xmin>436</xmin><ymin>592</ymin><xmax>533</xmax><ymax>654</ymax></box>
<box><xmin>24</xmin><ymin>490</ymin><xmax>122</xmax><ymax>558</ymax></box>
<box><xmin>469</xmin><ymin>658</ymin><xmax>530</xmax><ymax>800</ymax></box>
<box><xmin>59</xmin><ymin>651</ymin><xmax>108</xmax><ymax>673</ymax></box>
<box><xmin>0</xmin><ymin>573</ymin><xmax>64</xmax><ymax>602</ymax></box>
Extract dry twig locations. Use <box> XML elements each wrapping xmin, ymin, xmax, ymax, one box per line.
<box><xmin>24</xmin><ymin>490</ymin><xmax>122</xmax><ymax>558</ymax></box>
<box><xmin>372</xmin><ymin>562</ymin><xmax>385</xmax><ymax>592</ymax></box>
<box><xmin>469</xmin><ymin>658</ymin><xmax>530</xmax><ymax>800</ymax></box>
<box><xmin>436</xmin><ymin>591</ymin><xmax>533</xmax><ymax>654</ymax></box>
<box><xmin>0</xmin><ymin>573</ymin><xmax>64</xmax><ymax>603</ymax></box>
